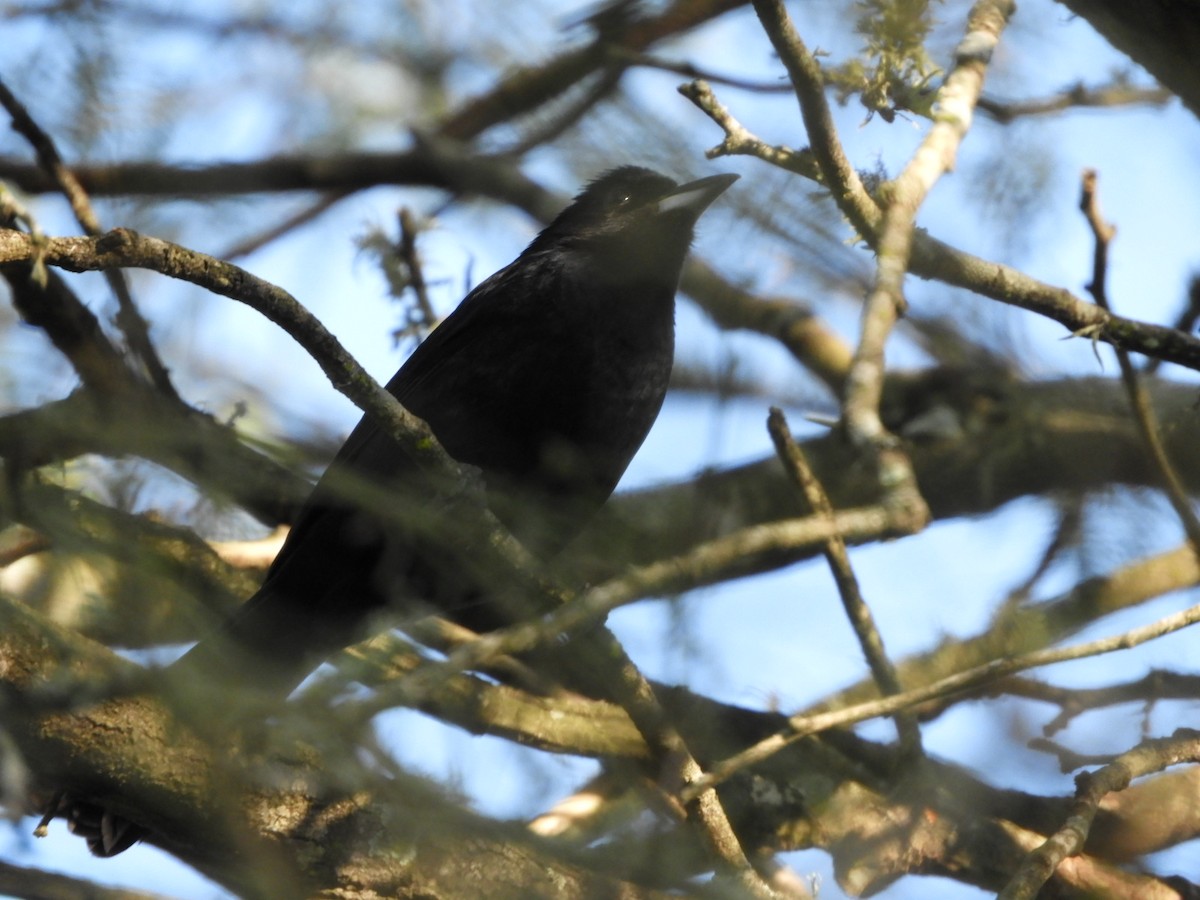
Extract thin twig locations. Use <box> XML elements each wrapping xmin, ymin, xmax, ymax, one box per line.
<box><xmin>998</xmin><ymin>729</ymin><xmax>1200</xmax><ymax>899</ymax></box>
<box><xmin>989</xmin><ymin>670</ymin><xmax>1200</xmax><ymax>740</ymax></box>
<box><xmin>501</xmin><ymin>66</ymin><xmax>626</xmax><ymax>156</ymax></box>
<box><xmin>0</xmin><ymin>77</ymin><xmax>179</xmax><ymax>401</ymax></box>
<box><xmin>220</xmin><ymin>192</ymin><xmax>348</xmax><ymax>259</ymax></box>
<box><xmin>813</xmin><ymin>541</ymin><xmax>1200</xmax><ymax>719</ymax></box>
<box><xmin>992</xmin><ymin>502</ymin><xmax>1083</xmax><ymax>620</ymax></box>
<box><xmin>978</xmin><ymin>82</ymin><xmax>1172</xmax><ymax>124</ymax></box>
<box><xmin>1079</xmin><ymin>169</ymin><xmax>1200</xmax><ymax>555</ymax></box>
<box><xmin>767</xmin><ymin>407</ymin><xmax>922</xmax><ymax>756</ymax></box>
<box><xmin>0</xmin><ymin>204</ymin><xmax>136</xmax><ymax>396</ymax></box>
<box><xmin>620</xmin><ymin>47</ymin><xmax>795</xmax><ymax>93</ymax></box>
<box><xmin>612</xmin><ymin>675</ymin><xmax>777</xmax><ymax>898</ymax></box>
<box><xmin>678</xmin><ymin>79</ymin><xmax>820</xmax><ymax>179</ymax></box>
<box><xmin>1144</xmin><ymin>273</ymin><xmax>1200</xmax><ymax>375</ymax></box>
<box><xmin>352</xmin><ymin>502</ymin><xmax>908</xmax><ymax>725</ymax></box>
<box><xmin>1026</xmin><ymin>736</ymin><xmax>1117</xmax><ymax>772</ymax></box>
<box><xmin>394</xmin><ymin>207</ymin><xmax>438</xmax><ymax>342</ymax></box>
<box><xmin>749</xmin><ymin>0</ymin><xmax>881</xmax><ymax>242</ymax></box>
<box><xmin>682</xmin><ymin>599</ymin><xmax>1200</xmax><ymax>802</ymax></box>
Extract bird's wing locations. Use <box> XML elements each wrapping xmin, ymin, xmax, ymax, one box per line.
<box><xmin>260</xmin><ymin>252</ymin><xmax>567</xmax><ymax>583</ymax></box>
<box><xmin>330</xmin><ymin>253</ymin><xmax>556</xmax><ymax>474</ymax></box>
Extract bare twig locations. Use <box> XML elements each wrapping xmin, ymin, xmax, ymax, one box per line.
<box><xmin>220</xmin><ymin>192</ymin><xmax>348</xmax><ymax>260</ymax></box>
<box><xmin>436</xmin><ymin>0</ymin><xmax>744</xmax><ymax>141</ymax></box>
<box><xmin>618</xmin><ymin>47</ymin><xmax>795</xmax><ymax>93</ymax></box>
<box><xmin>0</xmin><ymin>77</ymin><xmax>178</xmax><ymax>401</ymax></box>
<box><xmin>1079</xmin><ymin>170</ymin><xmax>1200</xmax><ymax>554</ymax></box>
<box><xmin>1026</xmin><ymin>736</ymin><xmax>1121</xmax><ymax>772</ymax></box>
<box><xmin>683</xmin><ymin>600</ymin><xmax>1200</xmax><ymax>802</ymax></box>
<box><xmin>402</xmin><ymin>616</ymin><xmax>564</xmax><ymax>697</ymax></box>
<box><xmin>999</xmin><ymin>670</ymin><xmax>1200</xmax><ymax>739</ymax></box>
<box><xmin>678</xmin><ymin>79</ymin><xmax>820</xmax><ymax>179</ymax></box>
<box><xmin>502</xmin><ymin>66</ymin><xmax>626</xmax><ymax>156</ymax></box>
<box><xmin>978</xmin><ymin>82</ymin><xmax>1172</xmax><ymax>123</ymax></box>
<box><xmin>814</xmin><ymin>541</ymin><xmax>1200</xmax><ymax>718</ymax></box>
<box><xmin>0</xmin><ymin>195</ymin><xmax>134</xmax><ymax>396</ymax></box>
<box><xmin>1143</xmin><ymin>273</ymin><xmax>1200</xmax><ymax>375</ymax></box>
<box><xmin>354</xmin><ymin>502</ymin><xmax>907</xmax><ymax>724</ymax></box>
<box><xmin>391</xmin><ymin>207</ymin><xmax>438</xmax><ymax>346</ymax></box>
<box><xmin>994</xmin><ymin>503</ymin><xmax>1084</xmax><ymax>617</ymax></box>
<box><xmin>767</xmin><ymin>407</ymin><xmax>921</xmax><ymax>756</ymax></box>
<box><xmin>749</xmin><ymin>0</ymin><xmax>881</xmax><ymax>242</ymax></box>
<box><xmin>998</xmin><ymin>729</ymin><xmax>1200</xmax><ymax>899</ymax></box>
<box><xmin>629</xmin><ymin>694</ymin><xmax>776</xmax><ymax>899</ymax></box>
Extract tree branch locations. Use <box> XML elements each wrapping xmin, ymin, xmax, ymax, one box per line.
<box><xmin>1000</xmin><ymin>729</ymin><xmax>1200</xmax><ymax>899</ymax></box>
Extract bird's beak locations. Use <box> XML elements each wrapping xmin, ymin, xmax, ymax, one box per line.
<box><xmin>656</xmin><ymin>173</ymin><xmax>739</xmax><ymax>220</ymax></box>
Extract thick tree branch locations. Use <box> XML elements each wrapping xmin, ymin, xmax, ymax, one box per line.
<box><xmin>0</xmin><ymin>388</ymin><xmax>309</xmax><ymax>526</ymax></box>
<box><xmin>0</xmin><ymin>227</ymin><xmax>471</xmax><ymax>490</ymax></box>
<box><xmin>573</xmin><ymin>373</ymin><xmax>1200</xmax><ymax>580</ymax></box>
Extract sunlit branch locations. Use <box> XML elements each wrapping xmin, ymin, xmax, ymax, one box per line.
<box><xmin>767</xmin><ymin>408</ymin><xmax>921</xmax><ymax>755</ymax></box>
<box><xmin>999</xmin><ymin>731</ymin><xmax>1200</xmax><ymax>899</ymax></box>
<box><xmin>683</xmin><ymin>598</ymin><xmax>1200</xmax><ymax>802</ymax></box>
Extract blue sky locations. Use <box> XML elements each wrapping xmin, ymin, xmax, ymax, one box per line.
<box><xmin>2</xmin><ymin>1</ymin><xmax>1199</xmax><ymax>897</ymax></box>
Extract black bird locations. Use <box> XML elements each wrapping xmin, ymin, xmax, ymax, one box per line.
<box><xmin>175</xmin><ymin>166</ymin><xmax>738</xmax><ymax>699</ymax></box>
<box><xmin>69</xmin><ymin>167</ymin><xmax>736</xmax><ymax>857</ymax></box>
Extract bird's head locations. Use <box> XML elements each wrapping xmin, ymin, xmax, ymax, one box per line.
<box><xmin>526</xmin><ymin>165</ymin><xmax>738</xmax><ymax>275</ymax></box>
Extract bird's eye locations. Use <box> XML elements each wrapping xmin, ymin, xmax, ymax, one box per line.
<box><xmin>616</xmin><ymin>194</ymin><xmax>632</xmax><ymax>206</ymax></box>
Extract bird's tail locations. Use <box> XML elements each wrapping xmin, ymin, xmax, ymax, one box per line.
<box><xmin>164</xmin><ymin>582</ymin><xmax>368</xmax><ymax>712</ymax></box>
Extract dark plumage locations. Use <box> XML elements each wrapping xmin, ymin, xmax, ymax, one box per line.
<box><xmin>175</xmin><ymin>166</ymin><xmax>738</xmax><ymax>697</ymax></box>
<box><xmin>68</xmin><ymin>167</ymin><xmax>735</xmax><ymax>858</ymax></box>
